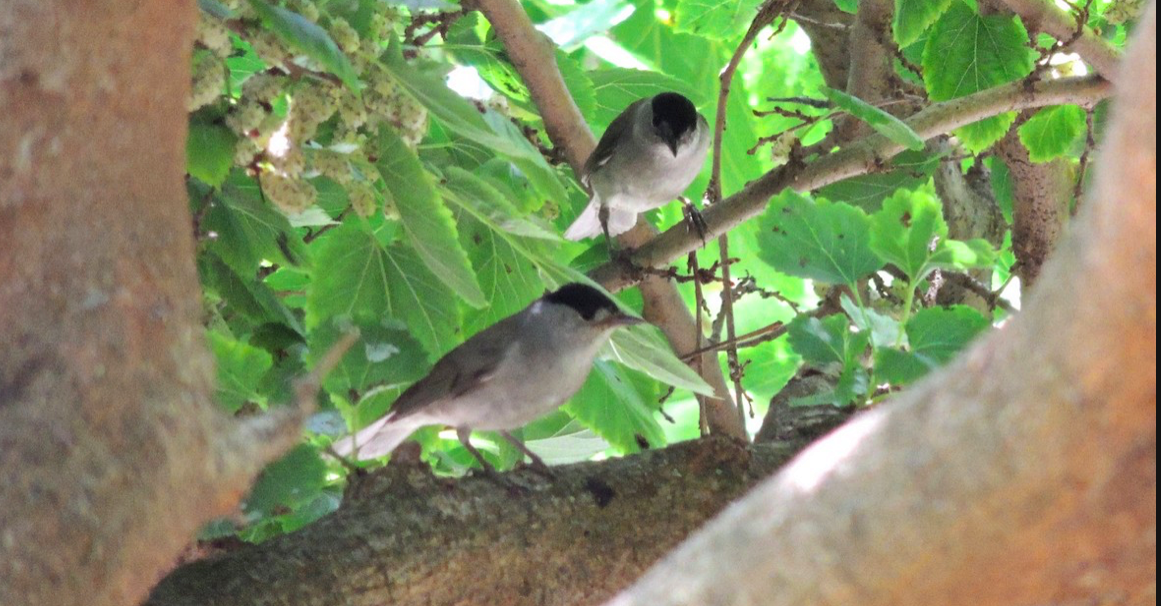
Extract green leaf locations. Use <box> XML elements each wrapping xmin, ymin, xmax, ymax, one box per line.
<box><xmin>604</xmin><ymin>325</ymin><xmax>715</xmax><ymax>396</ymax></box>
<box><xmin>894</xmin><ymin>0</ymin><xmax>953</xmax><ymax>48</ymax></box>
<box><xmin>563</xmin><ymin>361</ymin><xmax>666</xmax><ymax>453</ymax></box>
<box><xmin>198</xmin><ymin>252</ymin><xmax>304</xmax><ymax>335</ymax></box>
<box><xmin>923</xmin><ymin>3</ymin><xmax>1035</xmax><ymax>101</ymax></box>
<box><xmin>305</xmin><ymin>219</ymin><xmax>461</xmax><ymax>356</ymax></box>
<box><xmin>840</xmin><ymin>294</ymin><xmax>901</xmax><ymax>348</ymax></box>
<box><xmin>203</xmin><ymin>172</ymin><xmax>310</xmax><ymax>274</ymax></box>
<box><xmin>381</xmin><ymin>40</ymin><xmax>538</xmax><ymax>163</ymax></box>
<box><xmin>443</xmin><ymin>167</ymin><xmax>560</xmax><ymax>240</ymax></box>
<box><xmin>906</xmin><ymin>305</ymin><xmax>990</xmax><ymax>364</ymax></box>
<box><xmin>1017</xmin><ymin>105</ymin><xmax>1087</xmax><ymax>163</ymax></box>
<box><xmin>756</xmin><ymin>191</ymin><xmax>884</xmax><ymax>285</ymax></box>
<box><xmin>786</xmin><ymin>314</ymin><xmax>870</xmax><ymax>405</ymax></box>
<box><xmin>874</xmin><ymin>305</ymin><xmax>990</xmax><ymax>384</ymax></box>
<box><xmin>787</xmin><ymin>314</ymin><xmax>855</xmax><ymax>366</ymax></box>
<box><xmin>674</xmin><ymin>0</ymin><xmax>763</xmax><ymax>40</ymax></box>
<box><xmin>922</xmin><ymin>3</ymin><xmax>1034</xmax><ymax>151</ymax></box>
<box><xmin>824</xmin><ymin>87</ymin><xmax>925</xmax><ymax>151</ymax></box>
<box><xmin>816</xmin><ymin>149</ymin><xmax>941</xmax><ymax>211</ymax></box>
<box><xmin>955</xmin><ymin>112</ymin><xmax>1018</xmax><ymax>154</ymax></box>
<box><xmin>870</xmin><ymin>189</ymin><xmax>994</xmax><ymax>283</ymax></box>
<box><xmin>307</xmin><ymin>317</ymin><xmax>429</xmax><ymax>394</ymax></box>
<box><xmin>588</xmin><ymin>68</ymin><xmax>709</xmax><ymax>128</ymax></box>
<box><xmin>187</xmin><ymin>123</ymin><xmax>238</xmax><ymax>187</ymax></box>
<box><xmin>208</xmin><ymin>330</ymin><xmax>274</xmax><ymax>413</ymax></box>
<box><xmin>243</xmin><ymin>445</ymin><xmax>327</xmax><ymax>517</ymax></box>
<box><xmin>248</xmin><ymin>0</ymin><xmax>361</xmax><ymax>91</ymax></box>
<box><xmin>376</xmin><ymin>126</ymin><xmax>485</xmax><ymax>308</ymax></box>
<box><xmin>873</xmin><ymin>347</ymin><xmax>930</xmax><ymax>385</ymax></box>
<box><xmin>833</xmin><ymin>0</ymin><xmax>858</xmax><ymax>13</ymax></box>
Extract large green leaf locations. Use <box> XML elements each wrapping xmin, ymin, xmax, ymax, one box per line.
<box><xmin>874</xmin><ymin>305</ymin><xmax>990</xmax><ymax>384</ymax></box>
<box><xmin>824</xmin><ymin>87</ymin><xmax>925</xmax><ymax>151</ymax></box>
<box><xmin>869</xmin><ymin>189</ymin><xmax>995</xmax><ymax>283</ymax></box>
<box><xmin>203</xmin><ymin>171</ymin><xmax>310</xmax><ymax>275</ymax></box>
<box><xmin>381</xmin><ymin>40</ymin><xmax>539</xmax><ymax>163</ymax></box>
<box><xmin>307</xmin><ymin>316</ymin><xmax>429</xmax><ymax>394</ymax></box>
<box><xmin>208</xmin><ymin>330</ymin><xmax>274</xmax><ymax>413</ymax></box>
<box><xmin>305</xmin><ymin>219</ymin><xmax>461</xmax><ymax>356</ymax></box>
<box><xmin>376</xmin><ymin>126</ymin><xmax>485</xmax><ymax>308</ymax></box>
<box><xmin>588</xmin><ymin>68</ymin><xmax>709</xmax><ymax>127</ymax></box>
<box><xmin>673</xmin><ymin>0</ymin><xmax>763</xmax><ymax>40</ymax></box>
<box><xmin>894</xmin><ymin>0</ymin><xmax>954</xmax><ymax>48</ymax></box>
<box><xmin>1018</xmin><ymin>105</ymin><xmax>1087</xmax><ymax>163</ymax></box>
<box><xmin>198</xmin><ymin>251</ymin><xmax>303</xmax><ymax>335</ymax></box>
<box><xmin>563</xmin><ymin>361</ymin><xmax>667</xmax><ymax>453</ymax></box>
<box><xmin>786</xmin><ymin>314</ymin><xmax>870</xmax><ymax>405</ymax></box>
<box><xmin>756</xmin><ymin>191</ymin><xmax>884</xmax><ymax>285</ymax></box>
<box><xmin>248</xmin><ymin>0</ymin><xmax>361</xmax><ymax>91</ymax></box>
<box><xmin>604</xmin><ymin>325</ymin><xmax>714</xmax><ymax>396</ymax></box>
<box><xmin>923</xmin><ymin>2</ymin><xmax>1035</xmax><ymax>151</ymax></box>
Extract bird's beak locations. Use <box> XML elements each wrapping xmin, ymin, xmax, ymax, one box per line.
<box><xmin>666</xmin><ymin>137</ymin><xmax>680</xmax><ymax>157</ymax></box>
<box><xmin>605</xmin><ymin>313</ymin><xmax>647</xmax><ymax>329</ymax></box>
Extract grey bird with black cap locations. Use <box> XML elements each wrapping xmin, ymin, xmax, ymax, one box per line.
<box><xmin>333</xmin><ymin>283</ymin><xmax>644</xmax><ymax>473</ymax></box>
<box><xmin>564</xmin><ymin>92</ymin><xmax>710</xmax><ymax>241</ymax></box>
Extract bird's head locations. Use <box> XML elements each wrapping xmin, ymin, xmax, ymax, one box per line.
<box><xmin>650</xmin><ymin>92</ymin><xmax>700</xmax><ymax>156</ymax></box>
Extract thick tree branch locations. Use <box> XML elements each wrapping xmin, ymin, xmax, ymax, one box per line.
<box><xmin>590</xmin><ymin>75</ymin><xmax>1112</xmax><ymax>291</ymax></box>
<box><xmin>990</xmin><ymin>0</ymin><xmax>1123</xmax><ymax>81</ymax></box>
<box><xmin>994</xmin><ymin>124</ymin><xmax>1073</xmax><ymax>289</ymax></box>
<box><xmin>838</xmin><ymin>0</ymin><xmax>903</xmax><ymax>141</ymax></box>
<box><xmin>605</xmin><ymin>5</ymin><xmax>1155</xmax><ymax>603</ymax></box>
<box><xmin>468</xmin><ymin>0</ymin><xmax>746</xmax><ymax>439</ymax></box>
<box><xmin>146</xmin><ymin>437</ymin><xmax>810</xmax><ymax>606</ymax></box>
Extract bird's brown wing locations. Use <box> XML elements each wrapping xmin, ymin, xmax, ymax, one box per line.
<box><xmin>582</xmin><ymin>98</ymin><xmax>645</xmax><ymax>185</ymax></box>
<box><xmin>386</xmin><ymin>315</ymin><xmax>519</xmax><ymax>420</ymax></box>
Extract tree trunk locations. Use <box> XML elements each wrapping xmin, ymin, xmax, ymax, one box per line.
<box><xmin>604</xmin><ymin>5</ymin><xmax>1157</xmax><ymax>605</ymax></box>
<box><xmin>0</xmin><ymin>3</ymin><xmax>278</xmax><ymax>605</ymax></box>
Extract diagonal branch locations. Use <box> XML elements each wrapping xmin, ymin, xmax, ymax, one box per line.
<box><xmin>590</xmin><ymin>74</ymin><xmax>1113</xmax><ymax>291</ymax></box>
<box><xmin>989</xmin><ymin>0</ymin><xmax>1123</xmax><ymax>81</ymax></box>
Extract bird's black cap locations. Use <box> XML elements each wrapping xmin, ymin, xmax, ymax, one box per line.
<box><xmin>651</xmin><ymin>92</ymin><xmax>699</xmax><ymax>138</ymax></box>
<box><xmin>545</xmin><ymin>283</ymin><xmax>620</xmax><ymax>321</ymax></box>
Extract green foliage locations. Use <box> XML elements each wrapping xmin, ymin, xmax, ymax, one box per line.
<box><xmin>186</xmin><ymin>0</ymin><xmax>1120</xmax><ymax>543</ymax></box>
<box><xmin>874</xmin><ymin>306</ymin><xmax>990</xmax><ymax>385</ymax></box>
<box><xmin>893</xmin><ymin>0</ymin><xmax>953</xmax><ymax>48</ymax></box>
<box><xmin>869</xmin><ymin>190</ymin><xmax>995</xmax><ymax>285</ymax></box>
<box><xmin>1018</xmin><ymin>105</ymin><xmax>1088</xmax><ymax>163</ymax></box>
<box><xmin>923</xmin><ymin>1</ymin><xmax>1036</xmax><ymax>151</ymax></box>
<box><xmin>824</xmin><ymin>87</ymin><xmax>925</xmax><ymax>151</ymax></box>
<box><xmin>756</xmin><ymin>192</ymin><xmax>884</xmax><ymax>286</ymax></box>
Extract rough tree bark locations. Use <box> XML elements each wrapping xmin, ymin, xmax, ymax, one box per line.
<box><xmin>0</xmin><ymin>3</ymin><xmax>302</xmax><ymax>605</ymax></box>
<box><xmin>604</xmin><ymin>5</ymin><xmax>1156</xmax><ymax>605</ymax></box>
<box><xmin>145</xmin><ymin>438</ymin><xmax>813</xmax><ymax>605</ymax></box>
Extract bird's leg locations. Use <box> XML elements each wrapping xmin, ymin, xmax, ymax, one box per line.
<box><xmin>456</xmin><ymin>427</ymin><xmax>529</xmax><ymax>493</ymax></box>
<box><xmin>599</xmin><ymin>205</ymin><xmax>619</xmax><ymax>260</ymax></box>
<box><xmin>499</xmin><ymin>430</ymin><xmax>555</xmax><ymax>479</ymax></box>
<box><xmin>680</xmin><ymin>196</ymin><xmax>708</xmax><ymax>243</ymax></box>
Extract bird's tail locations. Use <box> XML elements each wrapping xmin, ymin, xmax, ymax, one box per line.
<box><xmin>563</xmin><ymin>196</ymin><xmax>639</xmax><ymax>241</ymax></box>
<box><xmin>331</xmin><ymin>413</ymin><xmax>420</xmax><ymax>461</ymax></box>
<box><xmin>564</xmin><ymin>198</ymin><xmax>602</xmax><ymax>241</ymax></box>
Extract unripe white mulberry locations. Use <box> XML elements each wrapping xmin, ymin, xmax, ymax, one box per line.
<box><xmin>261</xmin><ymin>171</ymin><xmax>317</xmax><ymax>214</ymax></box>
<box><xmin>196</xmin><ymin>13</ymin><xmax>233</xmax><ymax>56</ymax></box>
<box><xmin>328</xmin><ymin>18</ymin><xmax>360</xmax><ymax>54</ymax></box>
<box><xmin>250</xmin><ymin>30</ymin><xmax>291</xmax><ymax>67</ymax></box>
<box><xmin>189</xmin><ymin>52</ymin><xmax>225</xmax><ymax>111</ymax></box>
<box><xmin>348</xmin><ymin>181</ymin><xmax>379</xmax><ymax>218</ymax></box>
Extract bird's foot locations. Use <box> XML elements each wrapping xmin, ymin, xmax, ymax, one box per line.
<box><xmin>681</xmin><ymin>198</ymin><xmax>709</xmax><ymax>244</ymax></box>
